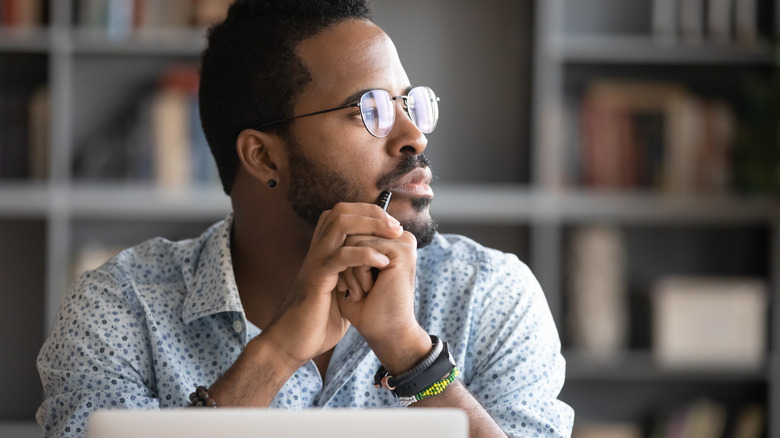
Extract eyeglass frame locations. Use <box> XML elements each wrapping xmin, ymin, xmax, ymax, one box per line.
<box><xmin>255</xmin><ymin>86</ymin><xmax>439</xmax><ymax>138</ymax></box>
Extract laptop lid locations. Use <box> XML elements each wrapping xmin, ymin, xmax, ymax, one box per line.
<box><xmin>87</xmin><ymin>408</ymin><xmax>469</xmax><ymax>438</ymax></box>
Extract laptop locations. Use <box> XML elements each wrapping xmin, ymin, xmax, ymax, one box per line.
<box><xmin>88</xmin><ymin>408</ymin><xmax>469</xmax><ymax>438</ymax></box>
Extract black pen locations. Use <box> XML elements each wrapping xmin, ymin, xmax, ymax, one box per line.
<box><xmin>376</xmin><ymin>190</ymin><xmax>392</xmax><ymax>211</ymax></box>
<box><xmin>370</xmin><ymin>190</ymin><xmax>393</xmax><ymax>282</ymax></box>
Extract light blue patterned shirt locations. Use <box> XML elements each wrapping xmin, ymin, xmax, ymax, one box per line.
<box><xmin>37</xmin><ymin>214</ymin><xmax>574</xmax><ymax>437</ymax></box>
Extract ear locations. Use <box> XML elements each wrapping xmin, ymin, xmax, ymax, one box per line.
<box><xmin>235</xmin><ymin>129</ymin><xmax>285</xmax><ymax>185</ymax></box>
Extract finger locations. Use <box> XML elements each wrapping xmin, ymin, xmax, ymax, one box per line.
<box><xmin>313</xmin><ymin>205</ymin><xmax>402</xmax><ymax>249</ymax></box>
<box><xmin>319</xmin><ymin>246</ymin><xmax>391</xmax><ymax>277</ymax></box>
<box><xmin>347</xmin><ymin>235</ymin><xmax>417</xmax><ymax>264</ymax></box>
<box><xmin>341</xmin><ymin>267</ymin><xmax>365</xmax><ymax>301</ymax></box>
<box><xmin>356</xmin><ymin>265</ymin><xmax>374</xmax><ymax>293</ymax></box>
<box><xmin>336</xmin><ymin>275</ymin><xmax>348</xmax><ymax>292</ymax></box>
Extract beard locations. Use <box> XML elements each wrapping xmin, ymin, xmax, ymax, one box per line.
<box><xmin>285</xmin><ymin>137</ymin><xmax>437</xmax><ymax>248</ymax></box>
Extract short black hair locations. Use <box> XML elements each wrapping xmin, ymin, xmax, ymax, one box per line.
<box><xmin>199</xmin><ymin>0</ymin><xmax>372</xmax><ymax>194</ymax></box>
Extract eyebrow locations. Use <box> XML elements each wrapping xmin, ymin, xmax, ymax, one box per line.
<box><xmin>340</xmin><ymin>88</ymin><xmax>373</xmax><ymax>106</ymax></box>
<box><xmin>338</xmin><ymin>86</ymin><xmax>415</xmax><ymax>106</ymax></box>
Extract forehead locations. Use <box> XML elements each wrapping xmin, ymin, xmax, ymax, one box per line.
<box><xmin>295</xmin><ymin>19</ymin><xmax>410</xmax><ymax>106</ymax></box>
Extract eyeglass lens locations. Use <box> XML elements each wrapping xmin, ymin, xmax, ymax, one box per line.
<box><xmin>359</xmin><ymin>86</ymin><xmax>438</xmax><ymax>137</ymax></box>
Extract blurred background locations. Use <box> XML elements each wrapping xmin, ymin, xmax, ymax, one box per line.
<box><xmin>0</xmin><ymin>0</ymin><xmax>777</xmax><ymax>437</ymax></box>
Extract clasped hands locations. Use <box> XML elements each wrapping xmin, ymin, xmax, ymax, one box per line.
<box><xmin>262</xmin><ymin>201</ymin><xmax>429</xmax><ymax>373</ymax></box>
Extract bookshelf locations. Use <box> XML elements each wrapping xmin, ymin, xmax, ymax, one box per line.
<box><xmin>0</xmin><ymin>0</ymin><xmax>777</xmax><ymax>437</ymax></box>
<box><xmin>535</xmin><ymin>0</ymin><xmax>780</xmax><ymax>436</ymax></box>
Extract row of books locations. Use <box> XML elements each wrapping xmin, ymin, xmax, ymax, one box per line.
<box><xmin>0</xmin><ymin>85</ymin><xmax>48</xmax><ymax>180</ymax></box>
<box><xmin>77</xmin><ymin>0</ymin><xmax>231</xmax><ymax>38</ymax></box>
<box><xmin>574</xmin><ymin>400</ymin><xmax>764</xmax><ymax>438</ymax></box>
<box><xmin>72</xmin><ymin>65</ymin><xmax>220</xmax><ymax>188</ymax></box>
<box><xmin>572</xmin><ymin>80</ymin><xmax>736</xmax><ymax>194</ymax></box>
<box><xmin>652</xmin><ymin>0</ymin><xmax>764</xmax><ymax>45</ymax></box>
<box><xmin>566</xmin><ymin>225</ymin><xmax>767</xmax><ymax>370</ymax></box>
<box><xmin>0</xmin><ymin>0</ymin><xmax>46</xmax><ymax>28</ymax></box>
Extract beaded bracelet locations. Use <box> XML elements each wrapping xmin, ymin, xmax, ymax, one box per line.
<box><xmin>188</xmin><ymin>385</ymin><xmax>217</xmax><ymax>407</ymax></box>
<box><xmin>396</xmin><ymin>367</ymin><xmax>460</xmax><ymax>407</ymax></box>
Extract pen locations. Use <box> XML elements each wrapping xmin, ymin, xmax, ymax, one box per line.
<box><xmin>370</xmin><ymin>190</ymin><xmax>393</xmax><ymax>282</ymax></box>
<box><xmin>376</xmin><ymin>190</ymin><xmax>392</xmax><ymax>211</ymax></box>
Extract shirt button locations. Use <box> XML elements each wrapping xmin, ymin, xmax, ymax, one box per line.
<box><xmin>233</xmin><ymin>320</ymin><xmax>243</xmax><ymax>333</ymax></box>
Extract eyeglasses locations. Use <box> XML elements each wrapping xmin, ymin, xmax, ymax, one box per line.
<box><xmin>256</xmin><ymin>86</ymin><xmax>439</xmax><ymax>138</ymax></box>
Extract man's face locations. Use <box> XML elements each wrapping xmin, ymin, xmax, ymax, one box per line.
<box><xmin>283</xmin><ymin>19</ymin><xmax>436</xmax><ymax>247</ymax></box>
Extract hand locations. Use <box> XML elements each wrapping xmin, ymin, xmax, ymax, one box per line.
<box><xmin>337</xmin><ymin>230</ymin><xmax>431</xmax><ymax>374</ymax></box>
<box><xmin>261</xmin><ymin>203</ymin><xmax>403</xmax><ymax>367</ymax></box>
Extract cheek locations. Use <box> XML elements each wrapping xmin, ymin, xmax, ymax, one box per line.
<box><xmin>323</xmin><ymin>139</ymin><xmax>384</xmax><ymax>178</ymax></box>
<box><xmin>293</xmin><ymin>124</ymin><xmax>387</xmax><ymax>186</ymax></box>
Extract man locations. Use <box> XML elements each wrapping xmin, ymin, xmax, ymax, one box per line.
<box><xmin>37</xmin><ymin>1</ymin><xmax>574</xmax><ymax>437</ymax></box>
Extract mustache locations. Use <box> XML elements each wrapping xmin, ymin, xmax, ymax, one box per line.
<box><xmin>377</xmin><ymin>154</ymin><xmax>432</xmax><ymax>189</ymax></box>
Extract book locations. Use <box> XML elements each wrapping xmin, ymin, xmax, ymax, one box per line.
<box><xmin>106</xmin><ymin>0</ymin><xmax>134</xmax><ymax>40</ymax></box>
<box><xmin>706</xmin><ymin>0</ymin><xmax>734</xmax><ymax>43</ymax></box>
<box><xmin>78</xmin><ymin>0</ymin><xmax>106</xmax><ymax>30</ymax></box>
<box><xmin>734</xmin><ymin>0</ymin><xmax>758</xmax><ymax>46</ymax></box>
<box><xmin>151</xmin><ymin>65</ymin><xmax>209</xmax><ymax>188</ymax></box>
<box><xmin>135</xmin><ymin>0</ymin><xmax>164</xmax><ymax>30</ymax></box>
<box><xmin>695</xmin><ymin>100</ymin><xmax>735</xmax><ymax>194</ymax></box>
<box><xmin>566</xmin><ymin>225</ymin><xmax>627</xmax><ymax>359</ymax></box>
<box><xmin>1</xmin><ymin>0</ymin><xmax>44</xmax><ymax>28</ymax></box>
<box><xmin>664</xmin><ymin>91</ymin><xmax>701</xmax><ymax>194</ymax></box>
<box><xmin>188</xmin><ymin>92</ymin><xmax>218</xmax><ymax>186</ymax></box>
<box><xmin>631</xmin><ymin>110</ymin><xmax>665</xmax><ymax>188</ymax></box>
<box><xmin>652</xmin><ymin>0</ymin><xmax>680</xmax><ymax>42</ymax></box>
<box><xmin>679</xmin><ymin>0</ymin><xmax>705</xmax><ymax>44</ymax></box>
<box><xmin>1</xmin><ymin>0</ymin><xmax>16</xmax><ymax>26</ymax></box>
<box><xmin>151</xmin><ymin>85</ymin><xmax>192</xmax><ymax>188</ymax></box>
<box><xmin>652</xmin><ymin>277</ymin><xmax>767</xmax><ymax>370</ymax></box>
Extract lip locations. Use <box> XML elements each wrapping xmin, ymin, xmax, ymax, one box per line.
<box><xmin>388</xmin><ymin>167</ymin><xmax>434</xmax><ymax>197</ymax></box>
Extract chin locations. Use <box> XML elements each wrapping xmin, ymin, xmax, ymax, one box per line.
<box><xmin>399</xmin><ymin>205</ymin><xmax>437</xmax><ymax>249</ymax></box>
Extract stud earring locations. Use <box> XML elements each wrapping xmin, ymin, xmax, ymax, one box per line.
<box><xmin>267</xmin><ymin>179</ymin><xmax>277</xmax><ymax>188</ymax></box>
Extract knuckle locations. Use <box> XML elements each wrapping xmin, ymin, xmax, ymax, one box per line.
<box><xmin>331</xmin><ymin>202</ymin><xmax>350</xmax><ymax>213</ymax></box>
<box><xmin>333</xmin><ymin>213</ymin><xmax>352</xmax><ymax>228</ymax></box>
<box><xmin>401</xmin><ymin>230</ymin><xmax>417</xmax><ymax>246</ymax></box>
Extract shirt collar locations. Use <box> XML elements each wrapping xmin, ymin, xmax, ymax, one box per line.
<box><xmin>182</xmin><ymin>212</ymin><xmax>245</xmax><ymax>324</ymax></box>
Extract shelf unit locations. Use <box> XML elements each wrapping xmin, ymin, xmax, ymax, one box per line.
<box><xmin>0</xmin><ymin>0</ymin><xmax>778</xmax><ymax>437</ymax></box>
<box><xmin>534</xmin><ymin>0</ymin><xmax>780</xmax><ymax>435</ymax></box>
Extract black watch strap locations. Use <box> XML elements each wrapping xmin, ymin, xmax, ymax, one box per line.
<box><xmin>389</xmin><ymin>335</ymin><xmax>442</xmax><ymax>387</ymax></box>
<box><xmin>392</xmin><ymin>340</ymin><xmax>456</xmax><ymax>397</ymax></box>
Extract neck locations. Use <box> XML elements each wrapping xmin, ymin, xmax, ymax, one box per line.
<box><xmin>230</xmin><ymin>190</ymin><xmax>313</xmax><ymax>330</ymax></box>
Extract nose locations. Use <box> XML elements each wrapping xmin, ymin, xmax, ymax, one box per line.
<box><xmin>385</xmin><ymin>101</ymin><xmax>427</xmax><ymax>157</ymax></box>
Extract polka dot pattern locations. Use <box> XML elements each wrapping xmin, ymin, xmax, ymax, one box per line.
<box><xmin>36</xmin><ymin>214</ymin><xmax>574</xmax><ymax>437</ymax></box>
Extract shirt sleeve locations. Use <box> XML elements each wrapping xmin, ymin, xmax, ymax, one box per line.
<box><xmin>462</xmin><ymin>252</ymin><xmax>575</xmax><ymax>437</ymax></box>
<box><xmin>36</xmin><ymin>267</ymin><xmax>162</xmax><ymax>438</ymax></box>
